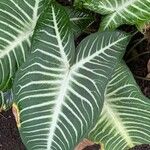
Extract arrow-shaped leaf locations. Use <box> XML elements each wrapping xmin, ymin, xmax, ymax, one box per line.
<box><xmin>13</xmin><ymin>2</ymin><xmax>130</xmax><ymax>150</ymax></box>
<box><xmin>89</xmin><ymin>61</ymin><xmax>150</xmax><ymax>150</ymax></box>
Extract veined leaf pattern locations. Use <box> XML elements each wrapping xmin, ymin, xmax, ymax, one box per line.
<box><xmin>0</xmin><ymin>0</ymin><xmax>49</xmax><ymax>90</ymax></box>
<box><xmin>75</xmin><ymin>0</ymin><xmax>150</xmax><ymax>30</ymax></box>
<box><xmin>0</xmin><ymin>4</ymin><xmax>94</xmax><ymax>110</ymax></box>
<box><xmin>65</xmin><ymin>7</ymin><xmax>94</xmax><ymax>37</ymax></box>
<box><xmin>13</xmin><ymin>2</ymin><xmax>130</xmax><ymax>150</ymax></box>
<box><xmin>0</xmin><ymin>1</ymin><xmax>93</xmax><ymax>109</ymax></box>
<box><xmin>89</xmin><ymin>61</ymin><xmax>150</xmax><ymax>150</ymax></box>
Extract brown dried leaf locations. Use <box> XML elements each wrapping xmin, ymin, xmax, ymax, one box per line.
<box><xmin>74</xmin><ymin>139</ymin><xmax>95</xmax><ymax>150</ymax></box>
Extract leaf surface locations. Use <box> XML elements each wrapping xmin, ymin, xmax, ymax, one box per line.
<box><xmin>13</xmin><ymin>3</ymin><xmax>129</xmax><ymax>150</ymax></box>
<box><xmin>74</xmin><ymin>0</ymin><xmax>150</xmax><ymax>30</ymax></box>
<box><xmin>0</xmin><ymin>4</ymin><xmax>94</xmax><ymax>110</ymax></box>
<box><xmin>0</xmin><ymin>0</ymin><xmax>49</xmax><ymax>90</ymax></box>
<box><xmin>89</xmin><ymin>61</ymin><xmax>150</xmax><ymax>150</ymax></box>
<box><xmin>66</xmin><ymin>7</ymin><xmax>94</xmax><ymax>37</ymax></box>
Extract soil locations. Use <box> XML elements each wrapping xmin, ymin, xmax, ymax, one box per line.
<box><xmin>0</xmin><ymin>1</ymin><xmax>149</xmax><ymax>150</ymax></box>
<box><xmin>129</xmin><ymin>144</ymin><xmax>150</xmax><ymax>150</ymax></box>
<box><xmin>83</xmin><ymin>144</ymin><xmax>100</xmax><ymax>150</ymax></box>
<box><xmin>0</xmin><ymin>109</ymin><xmax>26</xmax><ymax>150</ymax></box>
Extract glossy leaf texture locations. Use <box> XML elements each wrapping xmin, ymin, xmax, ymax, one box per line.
<box><xmin>88</xmin><ymin>61</ymin><xmax>150</xmax><ymax>150</ymax></box>
<box><xmin>0</xmin><ymin>0</ymin><xmax>50</xmax><ymax>91</ymax></box>
<box><xmin>13</xmin><ymin>2</ymin><xmax>130</xmax><ymax>150</ymax></box>
<box><xmin>65</xmin><ymin>7</ymin><xmax>94</xmax><ymax>38</ymax></box>
<box><xmin>74</xmin><ymin>0</ymin><xmax>150</xmax><ymax>31</ymax></box>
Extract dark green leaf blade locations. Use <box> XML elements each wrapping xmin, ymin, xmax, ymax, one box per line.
<box><xmin>13</xmin><ymin>3</ymin><xmax>130</xmax><ymax>150</ymax></box>
<box><xmin>0</xmin><ymin>0</ymin><xmax>50</xmax><ymax>90</ymax></box>
<box><xmin>66</xmin><ymin>7</ymin><xmax>94</xmax><ymax>37</ymax></box>
<box><xmin>89</xmin><ymin>61</ymin><xmax>150</xmax><ymax>150</ymax></box>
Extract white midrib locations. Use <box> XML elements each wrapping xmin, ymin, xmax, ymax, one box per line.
<box><xmin>103</xmin><ymin>99</ymin><xmax>134</xmax><ymax>147</ymax></box>
<box><xmin>99</xmin><ymin>0</ymin><xmax>137</xmax><ymax>13</ymax></box>
<box><xmin>115</xmin><ymin>0</ymin><xmax>137</xmax><ymax>12</ymax></box>
<box><xmin>104</xmin><ymin>0</ymin><xmax>137</xmax><ymax>26</ymax></box>
<box><xmin>32</xmin><ymin>0</ymin><xmax>40</xmax><ymax>28</ymax></box>
<box><xmin>104</xmin><ymin>13</ymin><xmax>117</xmax><ymax>30</ymax></box>
<box><xmin>52</xmin><ymin>6</ymin><xmax>69</xmax><ymax>69</ymax></box>
<box><xmin>47</xmin><ymin>70</ymin><xmax>70</xmax><ymax>149</ymax></box>
<box><xmin>0</xmin><ymin>29</ymin><xmax>32</xmax><ymax>59</ymax></box>
<box><xmin>71</xmin><ymin>35</ymin><xmax>127</xmax><ymax>71</ymax></box>
<box><xmin>70</xmin><ymin>17</ymin><xmax>89</xmax><ymax>21</ymax></box>
<box><xmin>0</xmin><ymin>0</ymin><xmax>40</xmax><ymax>59</ymax></box>
<box><xmin>47</xmin><ymin>8</ymin><xmax>71</xmax><ymax>148</ymax></box>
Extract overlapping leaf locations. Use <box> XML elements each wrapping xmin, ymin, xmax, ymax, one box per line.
<box><xmin>74</xmin><ymin>0</ymin><xmax>150</xmax><ymax>31</ymax></box>
<box><xmin>0</xmin><ymin>4</ymin><xmax>94</xmax><ymax>111</ymax></box>
<box><xmin>13</xmin><ymin>2</ymin><xmax>130</xmax><ymax>150</ymax></box>
<box><xmin>65</xmin><ymin>7</ymin><xmax>94</xmax><ymax>37</ymax></box>
<box><xmin>89</xmin><ymin>61</ymin><xmax>150</xmax><ymax>150</ymax></box>
<box><xmin>0</xmin><ymin>0</ymin><xmax>50</xmax><ymax>90</ymax></box>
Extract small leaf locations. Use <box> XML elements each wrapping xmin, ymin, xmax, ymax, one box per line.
<box><xmin>65</xmin><ymin>7</ymin><xmax>94</xmax><ymax>37</ymax></box>
<box><xmin>88</xmin><ymin>61</ymin><xmax>150</xmax><ymax>150</ymax></box>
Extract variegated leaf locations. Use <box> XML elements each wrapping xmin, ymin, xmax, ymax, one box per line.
<box><xmin>0</xmin><ymin>3</ymin><xmax>94</xmax><ymax>110</ymax></box>
<box><xmin>13</xmin><ymin>2</ymin><xmax>130</xmax><ymax>150</ymax></box>
<box><xmin>0</xmin><ymin>0</ymin><xmax>50</xmax><ymax>90</ymax></box>
<box><xmin>74</xmin><ymin>0</ymin><xmax>150</xmax><ymax>31</ymax></box>
<box><xmin>88</xmin><ymin>61</ymin><xmax>150</xmax><ymax>150</ymax></box>
<box><xmin>65</xmin><ymin>7</ymin><xmax>94</xmax><ymax>37</ymax></box>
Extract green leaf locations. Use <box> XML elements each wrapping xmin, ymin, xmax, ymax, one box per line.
<box><xmin>74</xmin><ymin>0</ymin><xmax>150</xmax><ymax>31</ymax></box>
<box><xmin>88</xmin><ymin>61</ymin><xmax>150</xmax><ymax>150</ymax></box>
<box><xmin>13</xmin><ymin>2</ymin><xmax>130</xmax><ymax>150</ymax></box>
<box><xmin>65</xmin><ymin>7</ymin><xmax>94</xmax><ymax>37</ymax></box>
<box><xmin>0</xmin><ymin>89</ymin><xmax>13</xmax><ymax>111</ymax></box>
<box><xmin>0</xmin><ymin>4</ymin><xmax>93</xmax><ymax>110</ymax></box>
<box><xmin>0</xmin><ymin>0</ymin><xmax>50</xmax><ymax>91</ymax></box>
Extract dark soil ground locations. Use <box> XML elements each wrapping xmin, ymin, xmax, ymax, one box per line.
<box><xmin>0</xmin><ymin>109</ymin><xmax>25</xmax><ymax>150</ymax></box>
<box><xmin>0</xmin><ymin>1</ymin><xmax>150</xmax><ymax>150</ymax></box>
